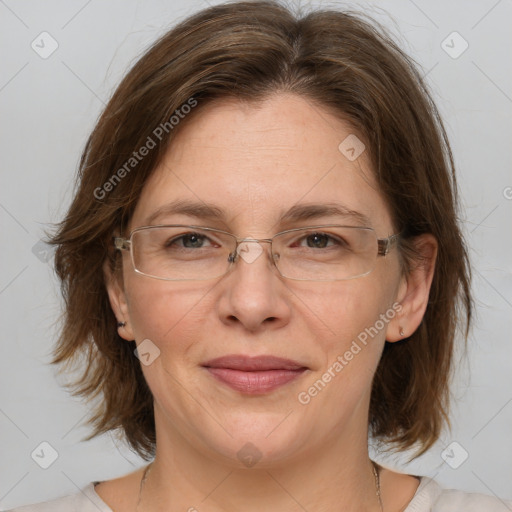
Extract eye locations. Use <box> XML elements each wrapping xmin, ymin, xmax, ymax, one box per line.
<box><xmin>298</xmin><ymin>232</ymin><xmax>342</xmax><ymax>249</ymax></box>
<box><xmin>166</xmin><ymin>232</ymin><xmax>215</xmax><ymax>249</ymax></box>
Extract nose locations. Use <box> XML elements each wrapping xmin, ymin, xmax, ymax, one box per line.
<box><xmin>216</xmin><ymin>239</ymin><xmax>291</xmax><ymax>333</ymax></box>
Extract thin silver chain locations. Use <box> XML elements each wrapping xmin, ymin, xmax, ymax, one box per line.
<box><xmin>136</xmin><ymin>459</ymin><xmax>383</xmax><ymax>511</ymax></box>
<box><xmin>373</xmin><ymin>460</ymin><xmax>384</xmax><ymax>511</ymax></box>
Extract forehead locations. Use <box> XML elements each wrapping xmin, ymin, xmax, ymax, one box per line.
<box><xmin>130</xmin><ymin>93</ymin><xmax>393</xmax><ymax>234</ymax></box>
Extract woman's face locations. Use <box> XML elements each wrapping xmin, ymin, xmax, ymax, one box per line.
<box><xmin>112</xmin><ymin>93</ymin><xmax>405</xmax><ymax>466</ymax></box>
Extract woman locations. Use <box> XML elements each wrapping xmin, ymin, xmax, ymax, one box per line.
<box><xmin>8</xmin><ymin>1</ymin><xmax>511</xmax><ymax>510</ymax></box>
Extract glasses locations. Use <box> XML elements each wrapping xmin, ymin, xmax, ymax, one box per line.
<box><xmin>114</xmin><ymin>224</ymin><xmax>400</xmax><ymax>282</ymax></box>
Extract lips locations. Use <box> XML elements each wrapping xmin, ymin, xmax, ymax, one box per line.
<box><xmin>202</xmin><ymin>355</ymin><xmax>308</xmax><ymax>394</ymax></box>
<box><xmin>203</xmin><ymin>355</ymin><xmax>306</xmax><ymax>371</ymax></box>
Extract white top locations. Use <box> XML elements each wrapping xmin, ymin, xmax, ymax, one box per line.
<box><xmin>5</xmin><ymin>476</ymin><xmax>512</xmax><ymax>511</ymax></box>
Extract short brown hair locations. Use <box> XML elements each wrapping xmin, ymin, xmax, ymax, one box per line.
<box><xmin>50</xmin><ymin>0</ymin><xmax>472</xmax><ymax>461</ymax></box>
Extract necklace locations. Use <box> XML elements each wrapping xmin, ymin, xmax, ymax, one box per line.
<box><xmin>373</xmin><ymin>460</ymin><xmax>384</xmax><ymax>511</ymax></box>
<box><xmin>137</xmin><ymin>459</ymin><xmax>384</xmax><ymax>511</ymax></box>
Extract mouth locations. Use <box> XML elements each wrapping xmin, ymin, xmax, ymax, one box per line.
<box><xmin>201</xmin><ymin>355</ymin><xmax>308</xmax><ymax>394</ymax></box>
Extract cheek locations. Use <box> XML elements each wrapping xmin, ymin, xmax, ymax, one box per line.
<box><xmin>296</xmin><ymin>281</ymin><xmax>395</xmax><ymax>419</ymax></box>
<box><xmin>124</xmin><ymin>273</ymin><xmax>213</xmax><ymax>349</ymax></box>
<box><xmin>303</xmin><ymin>278</ymin><xmax>392</xmax><ymax>356</ymax></box>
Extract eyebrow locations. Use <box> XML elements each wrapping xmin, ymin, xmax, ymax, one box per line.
<box><xmin>144</xmin><ymin>199</ymin><xmax>371</xmax><ymax>228</ymax></box>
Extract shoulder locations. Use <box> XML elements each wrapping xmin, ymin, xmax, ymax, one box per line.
<box><xmin>406</xmin><ymin>475</ymin><xmax>512</xmax><ymax>511</ymax></box>
<box><xmin>4</xmin><ymin>482</ymin><xmax>113</xmax><ymax>512</ymax></box>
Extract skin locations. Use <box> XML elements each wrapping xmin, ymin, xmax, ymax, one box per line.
<box><xmin>101</xmin><ymin>93</ymin><xmax>437</xmax><ymax>511</ymax></box>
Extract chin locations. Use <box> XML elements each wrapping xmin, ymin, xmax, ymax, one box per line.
<box><xmin>197</xmin><ymin>412</ymin><xmax>312</xmax><ymax>469</ymax></box>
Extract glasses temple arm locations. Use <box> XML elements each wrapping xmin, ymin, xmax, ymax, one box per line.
<box><xmin>377</xmin><ymin>233</ymin><xmax>400</xmax><ymax>256</ymax></box>
<box><xmin>114</xmin><ymin>237</ymin><xmax>131</xmax><ymax>251</ymax></box>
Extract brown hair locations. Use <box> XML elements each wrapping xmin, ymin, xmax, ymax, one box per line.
<box><xmin>50</xmin><ymin>0</ymin><xmax>472</xmax><ymax>461</ymax></box>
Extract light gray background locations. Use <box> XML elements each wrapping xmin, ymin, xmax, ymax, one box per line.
<box><xmin>1</xmin><ymin>0</ymin><xmax>511</xmax><ymax>508</ymax></box>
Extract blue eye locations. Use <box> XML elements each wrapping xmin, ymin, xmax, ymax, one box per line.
<box><xmin>295</xmin><ymin>232</ymin><xmax>347</xmax><ymax>250</ymax></box>
<box><xmin>166</xmin><ymin>233</ymin><xmax>213</xmax><ymax>249</ymax></box>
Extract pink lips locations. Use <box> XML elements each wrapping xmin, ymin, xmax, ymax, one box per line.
<box><xmin>202</xmin><ymin>355</ymin><xmax>307</xmax><ymax>394</ymax></box>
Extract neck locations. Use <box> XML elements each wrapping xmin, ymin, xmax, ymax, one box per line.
<box><xmin>138</xmin><ymin>410</ymin><xmax>382</xmax><ymax>512</ymax></box>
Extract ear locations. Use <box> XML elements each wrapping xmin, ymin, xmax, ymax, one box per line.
<box><xmin>103</xmin><ymin>258</ymin><xmax>135</xmax><ymax>341</ymax></box>
<box><xmin>386</xmin><ymin>234</ymin><xmax>437</xmax><ymax>342</ymax></box>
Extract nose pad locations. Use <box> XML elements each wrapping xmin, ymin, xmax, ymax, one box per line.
<box><xmin>236</xmin><ymin>240</ymin><xmax>264</xmax><ymax>264</ymax></box>
<box><xmin>227</xmin><ymin>240</ymin><xmax>279</xmax><ymax>269</ymax></box>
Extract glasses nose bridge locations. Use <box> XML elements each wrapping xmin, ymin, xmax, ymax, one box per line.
<box><xmin>236</xmin><ymin>236</ymin><xmax>273</xmax><ymax>245</ymax></box>
<box><xmin>233</xmin><ymin>235</ymin><xmax>274</xmax><ymax>253</ymax></box>
<box><xmin>229</xmin><ymin>236</ymin><xmax>277</xmax><ymax>267</ymax></box>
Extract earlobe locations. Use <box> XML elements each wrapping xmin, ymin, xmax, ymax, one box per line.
<box><xmin>386</xmin><ymin>234</ymin><xmax>437</xmax><ymax>343</ymax></box>
<box><xmin>103</xmin><ymin>259</ymin><xmax>135</xmax><ymax>341</ymax></box>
